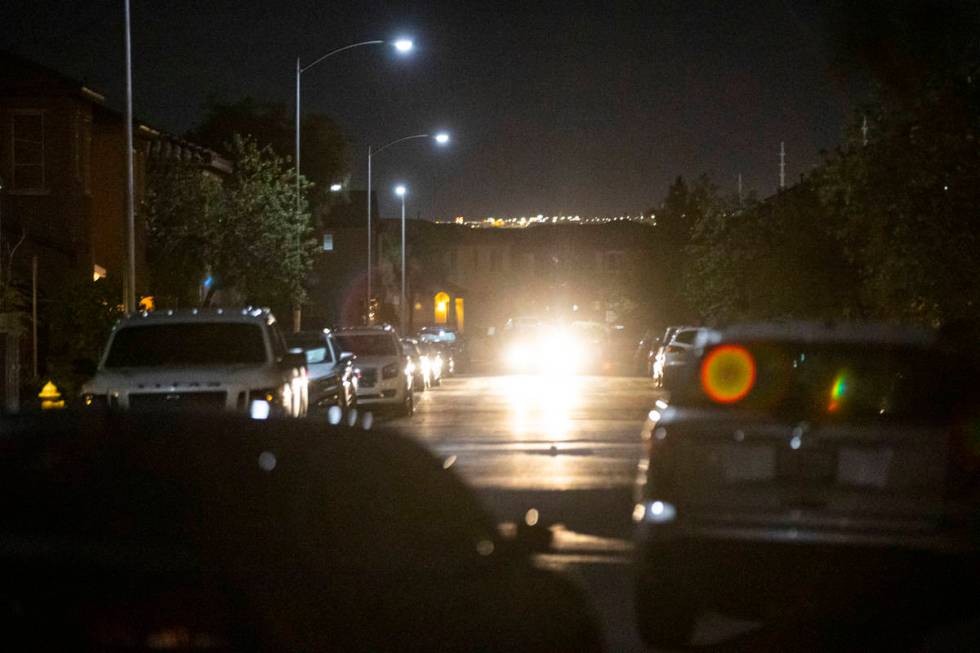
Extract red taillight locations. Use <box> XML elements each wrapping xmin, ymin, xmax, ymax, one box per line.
<box><xmin>665</xmin><ymin>345</ymin><xmax>682</xmax><ymax>354</ymax></box>
<box><xmin>700</xmin><ymin>345</ymin><xmax>756</xmax><ymax>403</ymax></box>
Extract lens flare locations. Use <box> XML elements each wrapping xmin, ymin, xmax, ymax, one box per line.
<box><xmin>828</xmin><ymin>372</ymin><xmax>848</xmax><ymax>412</ymax></box>
<box><xmin>701</xmin><ymin>345</ymin><xmax>756</xmax><ymax>403</ymax></box>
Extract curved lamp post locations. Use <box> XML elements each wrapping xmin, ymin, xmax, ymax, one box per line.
<box><xmin>366</xmin><ymin>132</ymin><xmax>449</xmax><ymax>316</ymax></box>
<box><xmin>294</xmin><ymin>38</ymin><xmax>414</xmax><ymax>212</ymax></box>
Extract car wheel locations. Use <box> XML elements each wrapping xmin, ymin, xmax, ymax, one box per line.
<box><xmin>634</xmin><ymin>571</ymin><xmax>697</xmax><ymax>649</ymax></box>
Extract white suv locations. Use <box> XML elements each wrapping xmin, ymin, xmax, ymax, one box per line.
<box><xmin>80</xmin><ymin>308</ymin><xmax>308</xmax><ymax>418</ymax></box>
<box><xmin>653</xmin><ymin>326</ymin><xmax>707</xmax><ymax>389</ymax></box>
<box><xmin>334</xmin><ymin>325</ymin><xmax>413</xmax><ymax>416</ymax></box>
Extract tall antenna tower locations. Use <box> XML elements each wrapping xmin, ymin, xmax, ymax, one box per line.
<box><xmin>779</xmin><ymin>141</ymin><xmax>786</xmax><ymax>190</ymax></box>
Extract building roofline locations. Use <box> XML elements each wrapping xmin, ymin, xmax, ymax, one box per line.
<box><xmin>1</xmin><ymin>49</ymin><xmax>230</xmax><ymax>173</ymax></box>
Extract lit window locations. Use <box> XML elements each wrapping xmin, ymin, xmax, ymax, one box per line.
<box><xmin>12</xmin><ymin>111</ymin><xmax>45</xmax><ymax>192</ymax></box>
<box><xmin>322</xmin><ymin>232</ymin><xmax>334</xmax><ymax>252</ymax></box>
<box><xmin>93</xmin><ymin>264</ymin><xmax>107</xmax><ymax>281</ymax></box>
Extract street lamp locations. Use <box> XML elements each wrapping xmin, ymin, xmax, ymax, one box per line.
<box><xmin>366</xmin><ymin>131</ymin><xmax>450</xmax><ymax>314</ymax></box>
<box><xmin>329</xmin><ymin>183</ymin><xmax>343</xmax><ymax>192</ymax></box>
<box><xmin>294</xmin><ymin>38</ymin><xmax>413</xmax><ymax>214</ymax></box>
<box><xmin>394</xmin><ymin>184</ymin><xmax>408</xmax><ymax>334</ymax></box>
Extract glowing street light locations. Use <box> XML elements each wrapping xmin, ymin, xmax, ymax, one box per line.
<box><xmin>366</xmin><ymin>131</ymin><xmax>452</xmax><ymax>315</ymax></box>
<box><xmin>295</xmin><ymin>36</ymin><xmax>415</xmax><ymax>212</ymax></box>
<box><xmin>330</xmin><ymin>183</ymin><xmax>343</xmax><ymax>192</ymax></box>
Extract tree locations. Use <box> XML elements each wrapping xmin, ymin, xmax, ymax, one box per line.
<box><xmin>213</xmin><ymin>135</ymin><xmax>317</xmax><ymax>310</ymax></box>
<box><xmin>144</xmin><ymin>161</ymin><xmax>224</xmax><ymax>307</ymax></box>
<box><xmin>189</xmin><ymin>98</ymin><xmax>347</xmax><ymax>209</ymax></box>
<box><xmin>143</xmin><ymin>135</ymin><xmax>316</xmax><ymax>314</ymax></box>
<box><xmin>817</xmin><ymin>54</ymin><xmax>980</xmax><ymax>324</ymax></box>
<box><xmin>45</xmin><ymin>274</ymin><xmax>124</xmax><ymax>399</ymax></box>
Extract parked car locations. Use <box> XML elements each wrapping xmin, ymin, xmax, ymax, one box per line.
<box><xmin>420</xmin><ymin>341</ymin><xmax>445</xmax><ymax>386</ymax></box>
<box><xmin>432</xmin><ymin>341</ymin><xmax>455</xmax><ymax>377</ymax></box>
<box><xmin>419</xmin><ymin>326</ymin><xmax>466</xmax><ymax>372</ymax></box>
<box><xmin>650</xmin><ymin>325</ymin><xmax>681</xmax><ymax>382</ymax></box>
<box><xmin>632</xmin><ymin>328</ymin><xmax>660</xmax><ymax>376</ymax></box>
<box><xmin>0</xmin><ymin>412</ymin><xmax>603</xmax><ymax>651</ymax></box>
<box><xmin>401</xmin><ymin>337</ymin><xmax>431</xmax><ymax>392</ymax></box>
<box><xmin>652</xmin><ymin>325</ymin><xmax>705</xmax><ymax>389</ymax></box>
<box><xmin>80</xmin><ymin>308</ymin><xmax>308</xmax><ymax>418</ymax></box>
<box><xmin>285</xmin><ymin>329</ymin><xmax>357</xmax><ymax>418</ymax></box>
<box><xmin>633</xmin><ymin>322</ymin><xmax>980</xmax><ymax>648</ymax></box>
<box><xmin>335</xmin><ymin>325</ymin><xmax>414</xmax><ymax>416</ymax></box>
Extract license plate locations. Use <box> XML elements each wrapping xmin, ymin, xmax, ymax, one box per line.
<box><xmin>721</xmin><ymin>444</ymin><xmax>775</xmax><ymax>482</ymax></box>
<box><xmin>837</xmin><ymin>447</ymin><xmax>893</xmax><ymax>488</ymax></box>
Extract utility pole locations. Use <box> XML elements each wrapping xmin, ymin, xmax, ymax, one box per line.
<box><xmin>123</xmin><ymin>0</ymin><xmax>136</xmax><ymax>313</ymax></box>
<box><xmin>367</xmin><ymin>146</ymin><xmax>373</xmax><ymax>320</ymax></box>
<box><xmin>31</xmin><ymin>255</ymin><xmax>37</xmax><ymax>379</ymax></box>
<box><xmin>779</xmin><ymin>141</ymin><xmax>786</xmax><ymax>190</ymax></box>
<box><xmin>861</xmin><ymin>115</ymin><xmax>869</xmax><ymax>146</ymax></box>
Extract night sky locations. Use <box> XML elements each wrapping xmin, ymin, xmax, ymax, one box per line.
<box><xmin>2</xmin><ymin>1</ymin><xmax>866</xmax><ymax>221</ymax></box>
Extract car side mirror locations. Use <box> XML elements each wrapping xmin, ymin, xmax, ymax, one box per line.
<box><xmin>281</xmin><ymin>352</ymin><xmax>306</xmax><ymax>369</ymax></box>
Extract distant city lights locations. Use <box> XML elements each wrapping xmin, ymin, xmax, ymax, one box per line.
<box><xmin>436</xmin><ymin>213</ymin><xmax>656</xmax><ymax>228</ymax></box>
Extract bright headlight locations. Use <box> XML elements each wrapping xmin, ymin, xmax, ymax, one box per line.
<box><xmin>506</xmin><ymin>344</ymin><xmax>529</xmax><ymax>368</ymax></box>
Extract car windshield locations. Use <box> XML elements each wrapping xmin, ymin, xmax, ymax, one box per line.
<box><xmin>286</xmin><ymin>334</ymin><xmax>333</xmax><ymax>365</ymax></box>
<box><xmin>681</xmin><ymin>341</ymin><xmax>954</xmax><ymax>422</ymax></box>
<box><xmin>672</xmin><ymin>330</ymin><xmax>699</xmax><ymax>345</ymax></box>
<box><xmin>335</xmin><ymin>334</ymin><xmax>398</xmax><ymax>356</ymax></box>
<box><xmin>419</xmin><ymin>329</ymin><xmax>457</xmax><ymax>344</ymax></box>
<box><xmin>104</xmin><ymin>323</ymin><xmax>266</xmax><ymax>368</ymax></box>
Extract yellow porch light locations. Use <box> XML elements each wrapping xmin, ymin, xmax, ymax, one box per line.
<box><xmin>434</xmin><ymin>291</ymin><xmax>450</xmax><ymax>324</ymax></box>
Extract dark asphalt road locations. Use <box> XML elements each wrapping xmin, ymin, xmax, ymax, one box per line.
<box><xmin>389</xmin><ymin>373</ymin><xmax>745</xmax><ymax>651</ymax></box>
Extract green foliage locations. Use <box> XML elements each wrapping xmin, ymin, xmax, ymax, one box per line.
<box><xmin>145</xmin><ymin>162</ymin><xmax>223</xmax><ymax>307</ymax></box>
<box><xmin>817</xmin><ymin>66</ymin><xmax>980</xmax><ymax>325</ymax></box>
<box><xmin>215</xmin><ymin>135</ymin><xmax>317</xmax><ymax>307</ymax></box>
<box><xmin>684</xmin><ymin>185</ymin><xmax>859</xmax><ymax>324</ymax></box>
<box><xmin>46</xmin><ymin>275</ymin><xmax>124</xmax><ymax>399</ymax></box>
<box><xmin>189</xmin><ymin>97</ymin><xmax>347</xmax><ymax>207</ymax></box>
<box><xmin>144</xmin><ymin>135</ymin><xmax>316</xmax><ymax>309</ymax></box>
<box><xmin>679</xmin><ymin>42</ymin><xmax>979</xmax><ymax>328</ymax></box>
